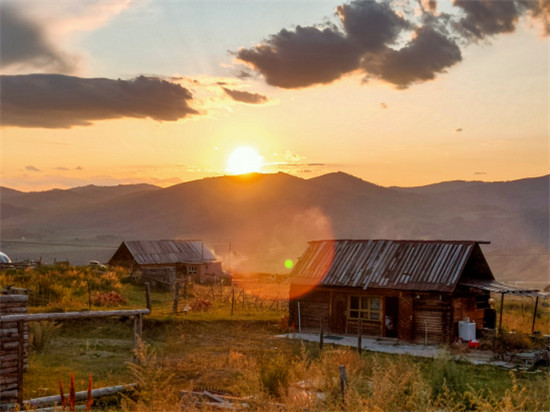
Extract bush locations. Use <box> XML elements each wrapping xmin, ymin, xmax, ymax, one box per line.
<box><xmin>260</xmin><ymin>354</ymin><xmax>291</xmax><ymax>397</ymax></box>
<box><xmin>494</xmin><ymin>331</ymin><xmax>534</xmax><ymax>353</ymax></box>
<box><xmin>29</xmin><ymin>321</ymin><xmax>60</xmax><ymax>352</ymax></box>
<box><xmin>92</xmin><ymin>291</ymin><xmax>127</xmax><ymax>306</ymax></box>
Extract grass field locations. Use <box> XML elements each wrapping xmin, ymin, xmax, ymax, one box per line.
<box><xmin>22</xmin><ymin>314</ymin><xmax>550</xmax><ymax>411</ymax></box>
<box><xmin>3</xmin><ymin>266</ymin><xmax>549</xmax><ymax>410</ymax></box>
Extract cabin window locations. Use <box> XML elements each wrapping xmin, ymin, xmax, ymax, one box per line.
<box><xmin>348</xmin><ymin>296</ymin><xmax>381</xmax><ymax>321</ymax></box>
<box><xmin>188</xmin><ymin>265</ymin><xmax>197</xmax><ymax>274</ymax></box>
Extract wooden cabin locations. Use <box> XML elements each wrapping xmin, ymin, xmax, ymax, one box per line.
<box><xmin>108</xmin><ymin>240</ymin><xmax>223</xmax><ymax>285</ymax></box>
<box><xmin>288</xmin><ymin>239</ymin><xmax>521</xmax><ymax>345</ymax></box>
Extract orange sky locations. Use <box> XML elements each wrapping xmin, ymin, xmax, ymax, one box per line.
<box><xmin>1</xmin><ymin>0</ymin><xmax>548</xmax><ymax>191</ymax></box>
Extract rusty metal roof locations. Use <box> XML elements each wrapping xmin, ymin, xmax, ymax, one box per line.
<box><xmin>123</xmin><ymin>240</ymin><xmax>217</xmax><ymax>265</ymax></box>
<box><xmin>289</xmin><ymin>239</ymin><xmax>493</xmax><ymax>293</ymax></box>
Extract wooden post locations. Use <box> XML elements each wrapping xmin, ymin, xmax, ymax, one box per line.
<box><xmin>357</xmin><ymin>319</ymin><xmax>362</xmax><ymax>355</ymax></box>
<box><xmin>145</xmin><ymin>282</ymin><xmax>151</xmax><ymax>313</ymax></box>
<box><xmin>339</xmin><ymin>365</ymin><xmax>348</xmax><ymax>400</ymax></box>
<box><xmin>498</xmin><ymin>293</ymin><xmax>505</xmax><ymax>335</ymax></box>
<box><xmin>531</xmin><ymin>295</ymin><xmax>540</xmax><ymax>334</ymax></box>
<box><xmin>133</xmin><ymin>316</ymin><xmax>138</xmax><ymax>351</ymax></box>
<box><xmin>17</xmin><ymin>321</ymin><xmax>25</xmax><ymax>404</ymax></box>
<box><xmin>183</xmin><ymin>277</ymin><xmax>188</xmax><ymax>300</ymax></box>
<box><xmin>231</xmin><ymin>286</ymin><xmax>235</xmax><ymax>316</ymax></box>
<box><xmin>172</xmin><ymin>282</ymin><xmax>180</xmax><ymax>314</ymax></box>
<box><xmin>138</xmin><ymin>314</ymin><xmax>143</xmax><ymax>342</ymax></box>
<box><xmin>319</xmin><ymin>322</ymin><xmax>324</xmax><ymax>351</ymax></box>
<box><xmin>297</xmin><ymin>301</ymin><xmax>302</xmax><ymax>333</ymax></box>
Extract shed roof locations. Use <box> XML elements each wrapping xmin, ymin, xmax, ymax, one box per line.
<box><xmin>289</xmin><ymin>239</ymin><xmax>493</xmax><ymax>293</ymax></box>
<box><xmin>116</xmin><ymin>240</ymin><xmax>217</xmax><ymax>265</ymax></box>
<box><xmin>458</xmin><ymin>279</ymin><xmax>542</xmax><ymax>296</ymax></box>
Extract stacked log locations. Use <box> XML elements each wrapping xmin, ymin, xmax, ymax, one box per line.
<box><xmin>0</xmin><ymin>295</ymin><xmax>29</xmax><ymax>405</ymax></box>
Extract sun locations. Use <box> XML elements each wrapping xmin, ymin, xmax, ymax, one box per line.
<box><xmin>226</xmin><ymin>147</ymin><xmax>263</xmax><ymax>175</ymax></box>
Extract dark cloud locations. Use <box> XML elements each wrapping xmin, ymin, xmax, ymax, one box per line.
<box><xmin>236</xmin><ymin>0</ymin><xmax>546</xmax><ymax>90</ymax></box>
<box><xmin>222</xmin><ymin>87</ymin><xmax>268</xmax><ymax>104</ymax></box>
<box><xmin>362</xmin><ymin>26</ymin><xmax>462</xmax><ymax>88</ymax></box>
<box><xmin>25</xmin><ymin>165</ymin><xmax>40</xmax><ymax>172</ymax></box>
<box><xmin>0</xmin><ymin>4</ymin><xmax>76</xmax><ymax>72</ymax></box>
<box><xmin>1</xmin><ymin>74</ymin><xmax>199</xmax><ymax>128</ymax></box>
<box><xmin>336</xmin><ymin>0</ymin><xmax>410</xmax><ymax>51</ymax></box>
<box><xmin>456</xmin><ymin>128</ymin><xmax>463</xmax><ymax>132</ymax></box>
<box><xmin>454</xmin><ymin>0</ymin><xmax>520</xmax><ymax>39</ymax></box>
<box><xmin>237</xmin><ymin>25</ymin><xmax>363</xmax><ymax>88</ymax></box>
<box><xmin>531</xmin><ymin>0</ymin><xmax>550</xmax><ymax>35</ymax></box>
<box><xmin>235</xmin><ymin>69</ymin><xmax>253</xmax><ymax>79</ymax></box>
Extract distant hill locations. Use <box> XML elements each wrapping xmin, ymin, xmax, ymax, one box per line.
<box><xmin>0</xmin><ymin>173</ymin><xmax>548</xmax><ymax>283</ymax></box>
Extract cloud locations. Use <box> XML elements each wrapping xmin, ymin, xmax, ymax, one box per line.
<box><xmin>336</xmin><ymin>0</ymin><xmax>411</xmax><ymax>52</ymax></box>
<box><xmin>236</xmin><ymin>0</ymin><xmax>546</xmax><ymax>90</ymax></box>
<box><xmin>0</xmin><ymin>3</ymin><xmax>77</xmax><ymax>73</ymax></box>
<box><xmin>362</xmin><ymin>26</ymin><xmax>462</xmax><ymax>88</ymax></box>
<box><xmin>1</xmin><ymin>74</ymin><xmax>199</xmax><ymax>128</ymax></box>
<box><xmin>25</xmin><ymin>165</ymin><xmax>40</xmax><ymax>172</ymax></box>
<box><xmin>236</xmin><ymin>25</ymin><xmax>363</xmax><ymax>88</ymax></box>
<box><xmin>453</xmin><ymin>0</ymin><xmax>521</xmax><ymax>40</ymax></box>
<box><xmin>222</xmin><ymin>87</ymin><xmax>268</xmax><ymax>104</ymax></box>
<box><xmin>455</xmin><ymin>128</ymin><xmax>463</xmax><ymax>132</ymax></box>
<box><xmin>55</xmin><ymin>166</ymin><xmax>83</xmax><ymax>171</ymax></box>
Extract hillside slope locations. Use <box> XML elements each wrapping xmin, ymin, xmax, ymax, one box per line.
<box><xmin>0</xmin><ymin>173</ymin><xmax>547</xmax><ymax>282</ymax></box>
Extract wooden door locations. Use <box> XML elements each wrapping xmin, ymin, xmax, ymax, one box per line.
<box><xmin>397</xmin><ymin>295</ymin><xmax>413</xmax><ymax>341</ymax></box>
<box><xmin>331</xmin><ymin>295</ymin><xmax>347</xmax><ymax>334</ymax></box>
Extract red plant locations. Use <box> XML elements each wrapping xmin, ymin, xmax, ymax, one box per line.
<box><xmin>69</xmin><ymin>373</ymin><xmax>76</xmax><ymax>412</ymax></box>
<box><xmin>86</xmin><ymin>373</ymin><xmax>93</xmax><ymax>410</ymax></box>
<box><xmin>59</xmin><ymin>378</ymin><xmax>66</xmax><ymax>410</ymax></box>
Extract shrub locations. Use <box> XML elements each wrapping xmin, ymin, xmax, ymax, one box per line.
<box><xmin>29</xmin><ymin>321</ymin><xmax>60</xmax><ymax>352</ymax></box>
<box><xmin>92</xmin><ymin>291</ymin><xmax>127</xmax><ymax>306</ymax></box>
<box><xmin>260</xmin><ymin>354</ymin><xmax>291</xmax><ymax>397</ymax></box>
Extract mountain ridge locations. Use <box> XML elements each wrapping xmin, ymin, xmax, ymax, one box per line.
<box><xmin>0</xmin><ymin>172</ymin><xmax>548</xmax><ymax>282</ymax></box>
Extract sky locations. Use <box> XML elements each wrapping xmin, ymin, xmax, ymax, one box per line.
<box><xmin>0</xmin><ymin>0</ymin><xmax>548</xmax><ymax>191</ymax></box>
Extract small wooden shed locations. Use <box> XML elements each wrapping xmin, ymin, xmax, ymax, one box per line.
<box><xmin>108</xmin><ymin>240</ymin><xmax>223</xmax><ymax>285</ymax></box>
<box><xmin>288</xmin><ymin>239</ymin><xmax>528</xmax><ymax>345</ymax></box>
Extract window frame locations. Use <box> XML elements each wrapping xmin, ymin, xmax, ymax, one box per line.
<box><xmin>347</xmin><ymin>295</ymin><xmax>381</xmax><ymax>322</ymax></box>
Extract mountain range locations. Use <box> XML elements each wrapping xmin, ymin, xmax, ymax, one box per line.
<box><xmin>1</xmin><ymin>172</ymin><xmax>548</xmax><ymax>283</ymax></box>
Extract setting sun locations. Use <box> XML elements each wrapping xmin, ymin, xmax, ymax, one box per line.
<box><xmin>226</xmin><ymin>147</ymin><xmax>263</xmax><ymax>175</ymax></box>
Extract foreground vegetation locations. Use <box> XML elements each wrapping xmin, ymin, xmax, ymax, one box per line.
<box><xmin>2</xmin><ymin>265</ymin><xmax>549</xmax><ymax>411</ymax></box>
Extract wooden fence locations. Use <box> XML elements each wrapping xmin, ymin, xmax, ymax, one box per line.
<box><xmin>0</xmin><ymin>295</ymin><xmax>29</xmax><ymax>405</ymax></box>
<box><xmin>0</xmin><ymin>296</ymin><xmax>149</xmax><ymax>407</ymax></box>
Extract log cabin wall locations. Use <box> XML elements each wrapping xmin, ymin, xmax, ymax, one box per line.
<box><xmin>0</xmin><ymin>294</ymin><xmax>29</xmax><ymax>405</ymax></box>
<box><xmin>412</xmin><ymin>293</ymin><xmax>453</xmax><ymax>345</ymax></box>
<box><xmin>289</xmin><ymin>288</ymin><xmax>330</xmax><ymax>332</ymax></box>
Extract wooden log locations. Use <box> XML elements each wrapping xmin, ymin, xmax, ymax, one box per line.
<box><xmin>0</xmin><ymin>295</ymin><xmax>29</xmax><ymax>304</ymax></box>
<box><xmin>0</xmin><ymin>390</ymin><xmax>18</xmax><ymax>400</ymax></box>
<box><xmin>22</xmin><ymin>384</ymin><xmax>137</xmax><ymax>408</ymax></box>
<box><xmin>0</xmin><ymin>309</ymin><xmax>150</xmax><ymax>324</ymax></box>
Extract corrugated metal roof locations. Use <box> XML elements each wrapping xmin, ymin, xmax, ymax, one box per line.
<box><xmin>124</xmin><ymin>240</ymin><xmax>217</xmax><ymax>265</ymax></box>
<box><xmin>459</xmin><ymin>279</ymin><xmax>542</xmax><ymax>296</ymax></box>
<box><xmin>289</xmin><ymin>239</ymin><xmax>491</xmax><ymax>292</ymax></box>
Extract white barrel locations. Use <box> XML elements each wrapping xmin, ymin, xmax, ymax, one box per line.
<box><xmin>458</xmin><ymin>321</ymin><xmax>476</xmax><ymax>341</ymax></box>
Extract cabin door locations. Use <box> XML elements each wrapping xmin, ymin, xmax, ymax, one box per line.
<box><xmin>397</xmin><ymin>295</ymin><xmax>413</xmax><ymax>341</ymax></box>
<box><xmin>331</xmin><ymin>295</ymin><xmax>347</xmax><ymax>334</ymax></box>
